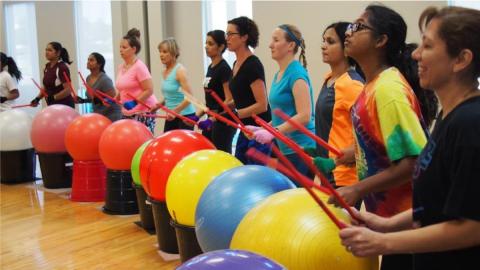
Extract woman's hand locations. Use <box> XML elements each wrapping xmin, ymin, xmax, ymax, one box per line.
<box><xmin>339</xmin><ymin>226</ymin><xmax>388</xmax><ymax>257</ymax></box>
<box><xmin>335</xmin><ymin>146</ymin><xmax>356</xmax><ymax>167</ymax></box>
<box><xmin>328</xmin><ymin>185</ymin><xmax>362</xmax><ymax>207</ymax></box>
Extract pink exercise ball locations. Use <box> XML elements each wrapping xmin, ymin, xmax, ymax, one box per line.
<box><xmin>31</xmin><ymin>105</ymin><xmax>80</xmax><ymax>153</ymax></box>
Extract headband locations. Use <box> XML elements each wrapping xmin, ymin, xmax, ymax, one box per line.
<box><xmin>279</xmin><ymin>25</ymin><xmax>303</xmax><ymax>48</ymax></box>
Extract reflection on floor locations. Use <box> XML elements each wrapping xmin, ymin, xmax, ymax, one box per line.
<box><xmin>0</xmin><ymin>181</ymin><xmax>179</xmax><ymax>270</ymax></box>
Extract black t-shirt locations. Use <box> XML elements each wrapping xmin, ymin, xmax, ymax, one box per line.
<box><xmin>229</xmin><ymin>55</ymin><xmax>271</xmax><ymax>126</ymax></box>
<box><xmin>412</xmin><ymin>96</ymin><xmax>480</xmax><ymax>270</ymax></box>
<box><xmin>204</xmin><ymin>59</ymin><xmax>231</xmax><ymax>112</ymax></box>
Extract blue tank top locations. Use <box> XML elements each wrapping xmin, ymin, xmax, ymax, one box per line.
<box><xmin>161</xmin><ymin>64</ymin><xmax>195</xmax><ymax>115</ymax></box>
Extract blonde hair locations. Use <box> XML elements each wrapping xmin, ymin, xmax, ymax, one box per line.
<box><xmin>279</xmin><ymin>24</ymin><xmax>307</xmax><ymax>69</ymax></box>
<box><xmin>158</xmin><ymin>37</ymin><xmax>180</xmax><ymax>58</ymax></box>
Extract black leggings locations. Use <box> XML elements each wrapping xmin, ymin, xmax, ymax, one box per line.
<box><xmin>202</xmin><ymin>121</ymin><xmax>235</xmax><ymax>153</ymax></box>
<box><xmin>163</xmin><ymin>113</ymin><xmax>195</xmax><ymax>133</ymax></box>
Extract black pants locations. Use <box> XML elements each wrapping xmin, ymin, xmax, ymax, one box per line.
<box><xmin>381</xmin><ymin>254</ymin><xmax>413</xmax><ymax>270</ymax></box>
<box><xmin>202</xmin><ymin>121</ymin><xmax>235</xmax><ymax>153</ymax></box>
<box><xmin>234</xmin><ymin>132</ymin><xmax>272</xmax><ymax>165</ymax></box>
<box><xmin>163</xmin><ymin>113</ymin><xmax>195</xmax><ymax>133</ymax></box>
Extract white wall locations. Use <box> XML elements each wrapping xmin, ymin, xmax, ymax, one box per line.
<box><xmin>253</xmin><ymin>1</ymin><xmax>446</xmax><ymax>96</ymax></box>
<box><xmin>35</xmin><ymin>1</ymin><xmax>79</xmax><ymax>90</ymax></box>
<box><xmin>163</xmin><ymin>1</ymin><xmax>205</xmax><ymax>100</ymax></box>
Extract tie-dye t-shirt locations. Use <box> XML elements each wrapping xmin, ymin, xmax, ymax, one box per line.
<box><xmin>351</xmin><ymin>67</ymin><xmax>427</xmax><ymax>217</ymax></box>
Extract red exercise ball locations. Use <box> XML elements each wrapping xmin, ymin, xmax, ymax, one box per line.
<box><xmin>31</xmin><ymin>105</ymin><xmax>80</xmax><ymax>153</ymax></box>
<box><xmin>65</xmin><ymin>113</ymin><xmax>112</xmax><ymax>161</ymax></box>
<box><xmin>140</xmin><ymin>130</ymin><xmax>215</xmax><ymax>201</ymax></box>
<box><xmin>99</xmin><ymin>119</ymin><xmax>153</xmax><ymax>170</ymax></box>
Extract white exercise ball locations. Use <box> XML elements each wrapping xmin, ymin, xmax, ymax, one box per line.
<box><xmin>0</xmin><ymin>109</ymin><xmax>33</xmax><ymax>151</ymax></box>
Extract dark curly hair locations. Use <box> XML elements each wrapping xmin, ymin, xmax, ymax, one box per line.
<box><xmin>228</xmin><ymin>16</ymin><xmax>259</xmax><ymax>48</ymax></box>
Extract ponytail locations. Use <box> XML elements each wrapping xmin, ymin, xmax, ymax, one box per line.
<box><xmin>364</xmin><ymin>4</ymin><xmax>438</xmax><ymax>127</ymax></box>
<box><xmin>49</xmin><ymin>42</ymin><xmax>73</xmax><ymax>65</ymax></box>
<box><xmin>395</xmin><ymin>43</ymin><xmax>438</xmax><ymax>128</ymax></box>
<box><xmin>279</xmin><ymin>24</ymin><xmax>307</xmax><ymax>69</ymax></box>
<box><xmin>0</xmin><ymin>52</ymin><xmax>22</xmax><ymax>81</ymax></box>
<box><xmin>299</xmin><ymin>39</ymin><xmax>307</xmax><ymax>69</ymax></box>
<box><xmin>60</xmin><ymin>48</ymin><xmax>73</xmax><ymax>65</ymax></box>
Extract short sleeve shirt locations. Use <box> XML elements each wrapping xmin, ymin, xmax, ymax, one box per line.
<box><xmin>203</xmin><ymin>59</ymin><xmax>231</xmax><ymax>112</ymax></box>
<box><xmin>116</xmin><ymin>59</ymin><xmax>158</xmax><ymax>109</ymax></box>
<box><xmin>315</xmin><ymin>69</ymin><xmax>364</xmax><ymax>187</ymax></box>
<box><xmin>411</xmin><ymin>96</ymin><xmax>480</xmax><ymax>270</ymax></box>
<box><xmin>269</xmin><ymin>60</ymin><xmax>315</xmax><ymax>155</ymax></box>
<box><xmin>229</xmin><ymin>55</ymin><xmax>271</xmax><ymax>126</ymax></box>
<box><xmin>0</xmin><ymin>69</ymin><xmax>18</xmax><ymax>112</ymax></box>
<box><xmin>87</xmin><ymin>72</ymin><xmax>121</xmax><ymax>120</ymax></box>
<box><xmin>351</xmin><ymin>67</ymin><xmax>428</xmax><ymax>217</ymax></box>
<box><xmin>43</xmin><ymin>61</ymin><xmax>74</xmax><ymax>106</ymax></box>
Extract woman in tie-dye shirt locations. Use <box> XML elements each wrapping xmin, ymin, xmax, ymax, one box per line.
<box><xmin>329</xmin><ymin>5</ymin><xmax>438</xmax><ymax>270</ymax></box>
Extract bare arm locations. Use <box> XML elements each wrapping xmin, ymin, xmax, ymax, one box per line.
<box><xmin>174</xmin><ymin>66</ymin><xmax>193</xmax><ymax>113</ymax></box>
<box><xmin>136</xmin><ymin>78</ymin><xmax>154</xmax><ymax>102</ymax></box>
<box><xmin>223</xmin><ymin>81</ymin><xmax>233</xmax><ymax>104</ymax></box>
<box><xmin>352</xmin><ymin>208</ymin><xmax>414</xmax><ymax>233</ymax></box>
<box><xmin>341</xmin><ymin>218</ymin><xmax>480</xmax><ymax>257</ymax></box>
<box><xmin>276</xmin><ymin>79</ymin><xmax>312</xmax><ymax>134</ymax></box>
<box><xmin>329</xmin><ymin>157</ymin><xmax>417</xmax><ymax>206</ymax></box>
<box><xmin>236</xmin><ymin>79</ymin><xmax>268</xmax><ymax>118</ymax></box>
<box><xmin>356</xmin><ymin>157</ymin><xmax>416</xmax><ymax>195</ymax></box>
<box><xmin>104</xmin><ymin>88</ymin><xmax>116</xmax><ymax>98</ymax></box>
<box><xmin>53</xmin><ymin>82</ymin><xmax>72</xmax><ymax>100</ymax></box>
<box><xmin>5</xmin><ymin>89</ymin><xmax>19</xmax><ymax>100</ymax></box>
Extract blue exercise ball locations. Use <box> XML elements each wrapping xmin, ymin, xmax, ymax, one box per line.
<box><xmin>177</xmin><ymin>249</ymin><xmax>286</xmax><ymax>270</ymax></box>
<box><xmin>195</xmin><ymin>165</ymin><xmax>295</xmax><ymax>252</ymax></box>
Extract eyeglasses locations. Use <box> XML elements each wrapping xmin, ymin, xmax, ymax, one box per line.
<box><xmin>225</xmin><ymin>32</ymin><xmax>240</xmax><ymax>38</ymax></box>
<box><xmin>347</xmin><ymin>23</ymin><xmax>376</xmax><ymax>33</ymax></box>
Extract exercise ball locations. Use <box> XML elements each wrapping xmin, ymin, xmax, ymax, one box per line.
<box><xmin>65</xmin><ymin>113</ymin><xmax>112</xmax><ymax>160</ymax></box>
<box><xmin>98</xmin><ymin>119</ymin><xmax>153</xmax><ymax>170</ymax></box>
<box><xmin>196</xmin><ymin>165</ymin><xmax>295</xmax><ymax>251</ymax></box>
<box><xmin>231</xmin><ymin>189</ymin><xmax>379</xmax><ymax>270</ymax></box>
<box><xmin>131</xmin><ymin>139</ymin><xmax>151</xmax><ymax>186</ymax></box>
<box><xmin>177</xmin><ymin>249</ymin><xmax>286</xmax><ymax>270</ymax></box>
<box><xmin>31</xmin><ymin>105</ymin><xmax>79</xmax><ymax>153</ymax></box>
<box><xmin>166</xmin><ymin>150</ymin><xmax>242</xmax><ymax>226</ymax></box>
<box><xmin>139</xmin><ymin>130</ymin><xmax>215</xmax><ymax>201</ymax></box>
<box><xmin>0</xmin><ymin>109</ymin><xmax>33</xmax><ymax>151</ymax></box>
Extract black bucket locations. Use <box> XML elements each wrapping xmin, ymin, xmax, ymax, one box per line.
<box><xmin>170</xmin><ymin>220</ymin><xmax>203</xmax><ymax>263</ymax></box>
<box><xmin>149</xmin><ymin>198</ymin><xmax>178</xmax><ymax>254</ymax></box>
<box><xmin>103</xmin><ymin>169</ymin><xmax>138</xmax><ymax>215</ymax></box>
<box><xmin>0</xmin><ymin>148</ymin><xmax>36</xmax><ymax>184</ymax></box>
<box><xmin>133</xmin><ymin>184</ymin><xmax>155</xmax><ymax>233</ymax></box>
<box><xmin>37</xmin><ymin>152</ymin><xmax>72</xmax><ymax>188</ymax></box>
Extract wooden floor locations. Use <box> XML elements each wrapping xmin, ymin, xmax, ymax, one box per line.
<box><xmin>1</xmin><ymin>181</ymin><xmax>180</xmax><ymax>270</ymax></box>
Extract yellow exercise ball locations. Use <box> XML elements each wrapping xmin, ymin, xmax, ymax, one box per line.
<box><xmin>231</xmin><ymin>188</ymin><xmax>378</xmax><ymax>270</ymax></box>
<box><xmin>166</xmin><ymin>149</ymin><xmax>242</xmax><ymax>226</ymax></box>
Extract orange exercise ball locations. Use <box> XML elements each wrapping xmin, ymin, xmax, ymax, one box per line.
<box><xmin>99</xmin><ymin>119</ymin><xmax>153</xmax><ymax>170</ymax></box>
<box><xmin>139</xmin><ymin>130</ymin><xmax>215</xmax><ymax>201</ymax></box>
<box><xmin>65</xmin><ymin>113</ymin><xmax>112</xmax><ymax>160</ymax></box>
